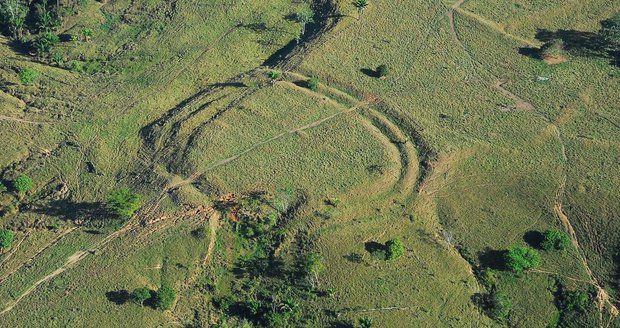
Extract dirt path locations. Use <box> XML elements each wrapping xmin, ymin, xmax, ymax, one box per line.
<box><xmin>202</xmin><ymin>212</ymin><xmax>221</xmax><ymax>267</ymax></box>
<box><xmin>494</xmin><ymin>81</ymin><xmax>535</xmax><ymax>111</ymax></box>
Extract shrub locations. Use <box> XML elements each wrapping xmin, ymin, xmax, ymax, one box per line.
<box><xmin>540</xmin><ymin>39</ymin><xmax>567</xmax><ymax>59</ymax></box>
<box><xmin>307</xmin><ymin>76</ymin><xmax>319</xmax><ymax>91</ymax></box>
<box><xmin>19</xmin><ymin>68</ymin><xmax>38</xmax><ymax>85</ymax></box>
<box><xmin>504</xmin><ymin>246</ymin><xmax>541</xmax><ymax>272</ymax></box>
<box><xmin>155</xmin><ymin>284</ymin><xmax>176</xmax><ymax>310</ymax></box>
<box><xmin>559</xmin><ymin>289</ymin><xmax>589</xmax><ymax>312</ymax></box>
<box><xmin>541</xmin><ymin>229</ymin><xmax>570</xmax><ymax>251</ymax></box>
<box><xmin>107</xmin><ymin>188</ymin><xmax>141</xmax><ymax>218</ymax></box>
<box><xmin>268</xmin><ymin>70</ymin><xmax>281</xmax><ymax>80</ymax></box>
<box><xmin>191</xmin><ymin>226</ymin><xmax>207</xmax><ymax>239</ymax></box>
<box><xmin>0</xmin><ymin>182</ymin><xmax>7</xmax><ymax>193</ymax></box>
<box><xmin>13</xmin><ymin>175</ymin><xmax>33</xmax><ymax>194</ymax></box>
<box><xmin>131</xmin><ymin>287</ymin><xmax>151</xmax><ymax>306</ymax></box>
<box><xmin>70</xmin><ymin>60</ymin><xmax>84</xmax><ymax>72</ymax></box>
<box><xmin>81</xmin><ymin>28</ymin><xmax>93</xmax><ymax>41</ymax></box>
<box><xmin>358</xmin><ymin>317</ymin><xmax>373</xmax><ymax>328</ymax></box>
<box><xmin>376</xmin><ymin>64</ymin><xmax>389</xmax><ymax>78</ymax></box>
<box><xmin>385</xmin><ymin>238</ymin><xmax>405</xmax><ymax>260</ymax></box>
<box><xmin>33</xmin><ymin>32</ymin><xmax>60</xmax><ymax>55</ymax></box>
<box><xmin>0</xmin><ymin>229</ymin><xmax>15</xmax><ymax>249</ymax></box>
<box><xmin>487</xmin><ymin>291</ymin><xmax>512</xmax><ymax>322</ymax></box>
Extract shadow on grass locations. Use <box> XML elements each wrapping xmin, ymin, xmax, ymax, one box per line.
<box><xmin>105</xmin><ymin>290</ymin><xmax>130</xmax><ymax>305</ymax></box>
<box><xmin>360</xmin><ymin>68</ymin><xmax>378</xmax><ymax>78</ymax></box>
<box><xmin>31</xmin><ymin>199</ymin><xmax>111</xmax><ymax>221</ymax></box>
<box><xmin>478</xmin><ymin>248</ymin><xmax>507</xmax><ymax>270</ymax></box>
<box><xmin>524</xmin><ymin>230</ymin><xmax>544</xmax><ymax>249</ymax></box>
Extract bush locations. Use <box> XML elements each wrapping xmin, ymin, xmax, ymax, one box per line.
<box><xmin>559</xmin><ymin>289</ymin><xmax>589</xmax><ymax>312</ymax></box>
<box><xmin>19</xmin><ymin>68</ymin><xmax>38</xmax><ymax>85</ymax></box>
<box><xmin>107</xmin><ymin>188</ymin><xmax>141</xmax><ymax>218</ymax></box>
<box><xmin>540</xmin><ymin>39</ymin><xmax>567</xmax><ymax>59</ymax></box>
<box><xmin>131</xmin><ymin>287</ymin><xmax>151</xmax><ymax>306</ymax></box>
<box><xmin>541</xmin><ymin>229</ymin><xmax>570</xmax><ymax>251</ymax></box>
<box><xmin>191</xmin><ymin>226</ymin><xmax>207</xmax><ymax>239</ymax></box>
<box><xmin>487</xmin><ymin>291</ymin><xmax>512</xmax><ymax>322</ymax></box>
<box><xmin>376</xmin><ymin>64</ymin><xmax>389</xmax><ymax>78</ymax></box>
<box><xmin>0</xmin><ymin>229</ymin><xmax>15</xmax><ymax>249</ymax></box>
<box><xmin>70</xmin><ymin>60</ymin><xmax>84</xmax><ymax>72</ymax></box>
<box><xmin>33</xmin><ymin>32</ymin><xmax>60</xmax><ymax>55</ymax></box>
<box><xmin>504</xmin><ymin>246</ymin><xmax>541</xmax><ymax>272</ymax></box>
<box><xmin>385</xmin><ymin>238</ymin><xmax>405</xmax><ymax>260</ymax></box>
<box><xmin>155</xmin><ymin>284</ymin><xmax>176</xmax><ymax>310</ymax></box>
<box><xmin>0</xmin><ymin>182</ymin><xmax>7</xmax><ymax>193</ymax></box>
<box><xmin>307</xmin><ymin>76</ymin><xmax>319</xmax><ymax>91</ymax></box>
<box><xmin>268</xmin><ymin>70</ymin><xmax>281</xmax><ymax>80</ymax></box>
<box><xmin>13</xmin><ymin>175</ymin><xmax>33</xmax><ymax>194</ymax></box>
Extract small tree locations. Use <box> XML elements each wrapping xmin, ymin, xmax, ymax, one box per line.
<box><xmin>19</xmin><ymin>68</ymin><xmax>38</xmax><ymax>85</ymax></box>
<box><xmin>376</xmin><ymin>64</ymin><xmax>389</xmax><ymax>78</ymax></box>
<box><xmin>353</xmin><ymin>0</ymin><xmax>369</xmax><ymax>20</ymax></box>
<box><xmin>268</xmin><ymin>70</ymin><xmax>281</xmax><ymax>80</ymax></box>
<box><xmin>155</xmin><ymin>284</ymin><xmax>176</xmax><ymax>310</ymax></box>
<box><xmin>385</xmin><ymin>238</ymin><xmax>405</xmax><ymax>260</ymax></box>
<box><xmin>295</xmin><ymin>9</ymin><xmax>314</xmax><ymax>42</ymax></box>
<box><xmin>81</xmin><ymin>28</ymin><xmax>93</xmax><ymax>42</ymax></box>
<box><xmin>307</xmin><ymin>76</ymin><xmax>319</xmax><ymax>91</ymax></box>
<box><xmin>301</xmin><ymin>253</ymin><xmax>324</xmax><ymax>288</ymax></box>
<box><xmin>0</xmin><ymin>182</ymin><xmax>7</xmax><ymax>193</ymax></box>
<box><xmin>33</xmin><ymin>32</ymin><xmax>60</xmax><ymax>56</ymax></box>
<box><xmin>487</xmin><ymin>291</ymin><xmax>512</xmax><ymax>322</ymax></box>
<box><xmin>601</xmin><ymin>13</ymin><xmax>620</xmax><ymax>48</ymax></box>
<box><xmin>540</xmin><ymin>39</ymin><xmax>567</xmax><ymax>62</ymax></box>
<box><xmin>13</xmin><ymin>174</ymin><xmax>33</xmax><ymax>194</ymax></box>
<box><xmin>131</xmin><ymin>287</ymin><xmax>151</xmax><ymax>306</ymax></box>
<box><xmin>0</xmin><ymin>229</ymin><xmax>15</xmax><ymax>250</ymax></box>
<box><xmin>540</xmin><ymin>229</ymin><xmax>570</xmax><ymax>251</ymax></box>
<box><xmin>504</xmin><ymin>245</ymin><xmax>540</xmax><ymax>272</ymax></box>
<box><xmin>107</xmin><ymin>188</ymin><xmax>142</xmax><ymax>218</ymax></box>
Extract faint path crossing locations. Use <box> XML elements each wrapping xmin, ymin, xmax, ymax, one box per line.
<box><xmin>0</xmin><ymin>115</ymin><xmax>49</xmax><ymax>125</ymax></box>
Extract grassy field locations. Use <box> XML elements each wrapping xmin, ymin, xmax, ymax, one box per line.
<box><xmin>0</xmin><ymin>0</ymin><xmax>618</xmax><ymax>326</ymax></box>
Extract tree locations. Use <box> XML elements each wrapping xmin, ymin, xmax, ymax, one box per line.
<box><xmin>504</xmin><ymin>245</ymin><xmax>540</xmax><ymax>272</ymax></box>
<box><xmin>131</xmin><ymin>287</ymin><xmax>151</xmax><ymax>306</ymax></box>
<box><xmin>0</xmin><ymin>0</ymin><xmax>28</xmax><ymax>39</ymax></box>
<box><xmin>155</xmin><ymin>284</ymin><xmax>176</xmax><ymax>310</ymax></box>
<box><xmin>0</xmin><ymin>182</ymin><xmax>8</xmax><ymax>193</ymax></box>
<box><xmin>353</xmin><ymin>0</ymin><xmax>369</xmax><ymax>20</ymax></box>
<box><xmin>601</xmin><ymin>13</ymin><xmax>620</xmax><ymax>48</ymax></box>
<box><xmin>295</xmin><ymin>9</ymin><xmax>314</xmax><ymax>42</ymax></box>
<box><xmin>301</xmin><ymin>253</ymin><xmax>324</xmax><ymax>288</ymax></box>
<box><xmin>19</xmin><ymin>68</ymin><xmax>38</xmax><ymax>85</ymax></box>
<box><xmin>385</xmin><ymin>238</ymin><xmax>405</xmax><ymax>260</ymax></box>
<box><xmin>33</xmin><ymin>32</ymin><xmax>60</xmax><ymax>56</ymax></box>
<box><xmin>376</xmin><ymin>64</ymin><xmax>389</xmax><ymax>78</ymax></box>
<box><xmin>0</xmin><ymin>229</ymin><xmax>15</xmax><ymax>250</ymax></box>
<box><xmin>35</xmin><ymin>0</ymin><xmax>59</xmax><ymax>32</ymax></box>
<box><xmin>13</xmin><ymin>174</ymin><xmax>33</xmax><ymax>194</ymax></box>
<box><xmin>540</xmin><ymin>229</ymin><xmax>570</xmax><ymax>251</ymax></box>
<box><xmin>307</xmin><ymin>76</ymin><xmax>319</xmax><ymax>91</ymax></box>
<box><xmin>107</xmin><ymin>188</ymin><xmax>142</xmax><ymax>218</ymax></box>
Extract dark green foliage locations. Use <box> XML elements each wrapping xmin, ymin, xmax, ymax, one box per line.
<box><xmin>504</xmin><ymin>245</ymin><xmax>540</xmax><ymax>272</ymax></box>
<box><xmin>131</xmin><ymin>287</ymin><xmax>151</xmax><ymax>306</ymax></box>
<box><xmin>192</xmin><ymin>226</ymin><xmax>208</xmax><ymax>239</ymax></box>
<box><xmin>19</xmin><ymin>67</ymin><xmax>38</xmax><ymax>85</ymax></box>
<box><xmin>34</xmin><ymin>0</ymin><xmax>59</xmax><ymax>32</ymax></box>
<box><xmin>601</xmin><ymin>13</ymin><xmax>620</xmax><ymax>46</ymax></box>
<box><xmin>354</xmin><ymin>0</ymin><xmax>369</xmax><ymax>18</ymax></box>
<box><xmin>70</xmin><ymin>60</ymin><xmax>83</xmax><ymax>72</ymax></box>
<box><xmin>385</xmin><ymin>238</ymin><xmax>405</xmax><ymax>260</ymax></box>
<box><xmin>307</xmin><ymin>76</ymin><xmax>319</xmax><ymax>91</ymax></box>
<box><xmin>155</xmin><ymin>284</ymin><xmax>176</xmax><ymax>310</ymax></box>
<box><xmin>0</xmin><ymin>0</ymin><xmax>28</xmax><ymax>38</ymax></box>
<box><xmin>477</xmin><ymin>268</ymin><xmax>498</xmax><ymax>290</ymax></box>
<box><xmin>541</xmin><ymin>229</ymin><xmax>570</xmax><ymax>251</ymax></box>
<box><xmin>358</xmin><ymin>317</ymin><xmax>373</xmax><ymax>328</ymax></box>
<box><xmin>0</xmin><ymin>182</ymin><xmax>7</xmax><ymax>193</ymax></box>
<box><xmin>376</xmin><ymin>64</ymin><xmax>389</xmax><ymax>78</ymax></box>
<box><xmin>107</xmin><ymin>188</ymin><xmax>142</xmax><ymax>218</ymax></box>
<box><xmin>487</xmin><ymin>291</ymin><xmax>512</xmax><ymax>322</ymax></box>
<box><xmin>0</xmin><ymin>229</ymin><xmax>15</xmax><ymax>249</ymax></box>
<box><xmin>13</xmin><ymin>174</ymin><xmax>33</xmax><ymax>194</ymax></box>
<box><xmin>33</xmin><ymin>31</ymin><xmax>59</xmax><ymax>55</ymax></box>
<box><xmin>558</xmin><ymin>289</ymin><xmax>589</xmax><ymax>312</ymax></box>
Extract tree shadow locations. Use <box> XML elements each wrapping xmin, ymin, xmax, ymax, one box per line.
<box><xmin>364</xmin><ymin>241</ymin><xmax>387</xmax><ymax>260</ymax></box>
<box><xmin>105</xmin><ymin>290</ymin><xmax>130</xmax><ymax>305</ymax></box>
<box><xmin>343</xmin><ymin>252</ymin><xmax>363</xmax><ymax>264</ymax></box>
<box><xmin>524</xmin><ymin>230</ymin><xmax>544</xmax><ymax>249</ymax></box>
<box><xmin>520</xmin><ymin>25</ymin><xmax>619</xmax><ymax>66</ymax></box>
<box><xmin>478</xmin><ymin>248</ymin><xmax>507</xmax><ymax>270</ymax></box>
<box><xmin>360</xmin><ymin>68</ymin><xmax>378</xmax><ymax>78</ymax></box>
<box><xmin>30</xmin><ymin>199</ymin><xmax>113</xmax><ymax>223</ymax></box>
